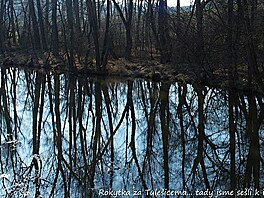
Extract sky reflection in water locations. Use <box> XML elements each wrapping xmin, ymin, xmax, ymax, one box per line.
<box><xmin>0</xmin><ymin>67</ymin><xmax>264</xmax><ymax>197</ymax></box>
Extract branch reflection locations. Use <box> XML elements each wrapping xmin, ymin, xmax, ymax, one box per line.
<box><xmin>0</xmin><ymin>67</ymin><xmax>263</xmax><ymax>197</ymax></box>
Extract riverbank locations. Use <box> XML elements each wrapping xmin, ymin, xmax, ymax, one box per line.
<box><xmin>1</xmin><ymin>51</ymin><xmax>263</xmax><ymax>95</ymax></box>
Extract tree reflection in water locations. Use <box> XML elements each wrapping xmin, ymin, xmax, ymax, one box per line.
<box><xmin>0</xmin><ymin>67</ymin><xmax>264</xmax><ymax>197</ymax></box>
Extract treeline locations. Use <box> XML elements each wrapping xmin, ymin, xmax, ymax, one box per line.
<box><xmin>0</xmin><ymin>0</ymin><xmax>263</xmax><ymax>81</ymax></box>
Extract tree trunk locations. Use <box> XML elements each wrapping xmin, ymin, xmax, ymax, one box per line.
<box><xmin>126</xmin><ymin>0</ymin><xmax>133</xmax><ymax>59</ymax></box>
<box><xmin>136</xmin><ymin>0</ymin><xmax>143</xmax><ymax>51</ymax></box>
<box><xmin>177</xmin><ymin>0</ymin><xmax>180</xmax><ymax>29</ymax></box>
<box><xmin>36</xmin><ymin>0</ymin><xmax>48</xmax><ymax>50</ymax></box>
<box><xmin>9</xmin><ymin>0</ymin><xmax>16</xmax><ymax>44</ymax></box>
<box><xmin>195</xmin><ymin>0</ymin><xmax>203</xmax><ymax>65</ymax></box>
<box><xmin>86</xmin><ymin>0</ymin><xmax>101</xmax><ymax>70</ymax></box>
<box><xmin>51</xmin><ymin>0</ymin><xmax>59</xmax><ymax>55</ymax></box>
<box><xmin>227</xmin><ymin>0</ymin><xmax>236</xmax><ymax>86</ymax></box>
<box><xmin>0</xmin><ymin>0</ymin><xmax>5</xmax><ymax>52</ymax></box>
<box><xmin>66</xmin><ymin>0</ymin><xmax>75</xmax><ymax>68</ymax></box>
<box><xmin>160</xmin><ymin>83</ymin><xmax>170</xmax><ymax>196</ymax></box>
<box><xmin>242</xmin><ymin>0</ymin><xmax>262</xmax><ymax>88</ymax></box>
<box><xmin>45</xmin><ymin>0</ymin><xmax>50</xmax><ymax>32</ymax></box>
<box><xmin>244</xmin><ymin>94</ymin><xmax>260</xmax><ymax>189</ymax></box>
<box><xmin>158</xmin><ymin>0</ymin><xmax>171</xmax><ymax>63</ymax></box>
<box><xmin>125</xmin><ymin>23</ymin><xmax>132</xmax><ymax>59</ymax></box>
<box><xmin>228</xmin><ymin>90</ymin><xmax>236</xmax><ymax>190</ymax></box>
<box><xmin>73</xmin><ymin>0</ymin><xmax>81</xmax><ymax>34</ymax></box>
<box><xmin>100</xmin><ymin>0</ymin><xmax>111</xmax><ymax>70</ymax></box>
<box><xmin>112</xmin><ymin>0</ymin><xmax>133</xmax><ymax>59</ymax></box>
<box><xmin>29</xmin><ymin>0</ymin><xmax>41</xmax><ymax>50</ymax></box>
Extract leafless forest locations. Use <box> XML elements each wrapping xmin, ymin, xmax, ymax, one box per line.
<box><xmin>1</xmin><ymin>0</ymin><xmax>264</xmax><ymax>197</ymax></box>
<box><xmin>0</xmin><ymin>0</ymin><xmax>263</xmax><ymax>87</ymax></box>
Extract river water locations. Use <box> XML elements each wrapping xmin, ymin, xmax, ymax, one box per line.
<box><xmin>0</xmin><ymin>67</ymin><xmax>264</xmax><ymax>197</ymax></box>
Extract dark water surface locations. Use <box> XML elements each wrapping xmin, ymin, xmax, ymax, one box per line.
<box><xmin>0</xmin><ymin>67</ymin><xmax>264</xmax><ymax>197</ymax></box>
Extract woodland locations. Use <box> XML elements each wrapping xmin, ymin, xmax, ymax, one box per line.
<box><xmin>1</xmin><ymin>0</ymin><xmax>264</xmax><ymax>196</ymax></box>
<box><xmin>0</xmin><ymin>0</ymin><xmax>264</xmax><ymax>91</ymax></box>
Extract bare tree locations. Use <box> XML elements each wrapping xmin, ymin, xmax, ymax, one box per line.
<box><xmin>160</xmin><ymin>83</ymin><xmax>170</xmax><ymax>195</ymax></box>
<box><xmin>242</xmin><ymin>0</ymin><xmax>263</xmax><ymax>89</ymax></box>
<box><xmin>0</xmin><ymin>0</ymin><xmax>5</xmax><ymax>52</ymax></box>
<box><xmin>51</xmin><ymin>0</ymin><xmax>59</xmax><ymax>55</ymax></box>
<box><xmin>73</xmin><ymin>0</ymin><xmax>81</xmax><ymax>35</ymax></box>
<box><xmin>66</xmin><ymin>0</ymin><xmax>75</xmax><ymax>68</ymax></box>
<box><xmin>158</xmin><ymin>0</ymin><xmax>171</xmax><ymax>63</ymax></box>
<box><xmin>112</xmin><ymin>0</ymin><xmax>133</xmax><ymax>59</ymax></box>
<box><xmin>29</xmin><ymin>0</ymin><xmax>41</xmax><ymax>50</ymax></box>
<box><xmin>86</xmin><ymin>0</ymin><xmax>111</xmax><ymax>71</ymax></box>
<box><xmin>36</xmin><ymin>0</ymin><xmax>48</xmax><ymax>50</ymax></box>
<box><xmin>195</xmin><ymin>0</ymin><xmax>204</xmax><ymax>66</ymax></box>
<box><xmin>8</xmin><ymin>0</ymin><xmax>16</xmax><ymax>45</ymax></box>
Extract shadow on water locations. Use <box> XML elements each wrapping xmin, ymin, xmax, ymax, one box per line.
<box><xmin>0</xmin><ymin>67</ymin><xmax>264</xmax><ymax>197</ymax></box>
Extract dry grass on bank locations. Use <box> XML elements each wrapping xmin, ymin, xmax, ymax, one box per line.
<box><xmin>1</xmin><ymin>51</ymin><xmax>263</xmax><ymax>95</ymax></box>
